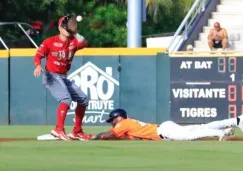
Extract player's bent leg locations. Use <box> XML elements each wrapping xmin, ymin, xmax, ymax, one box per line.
<box><xmin>43</xmin><ymin>71</ymin><xmax>72</xmax><ymax>105</ymax></box>
<box><xmin>208</xmin><ymin>39</ymin><xmax>214</xmax><ymax>50</ymax></box>
<box><xmin>65</xmin><ymin>79</ymin><xmax>91</xmax><ymax>140</ymax></box>
<box><xmin>222</xmin><ymin>38</ymin><xmax>228</xmax><ymax>49</ymax></box>
<box><xmin>183</xmin><ymin>124</ymin><xmax>203</xmax><ymax>131</ymax></box>
<box><xmin>188</xmin><ymin>116</ymin><xmax>243</xmax><ymax>134</ymax></box>
<box><xmin>201</xmin><ymin>118</ymin><xmax>237</xmax><ymax>130</ymax></box>
<box><xmin>185</xmin><ymin>127</ymin><xmax>234</xmax><ymax>141</ymax></box>
<box><xmin>157</xmin><ymin>121</ymin><xmax>234</xmax><ymax>141</ymax></box>
<box><xmin>184</xmin><ymin>118</ymin><xmax>237</xmax><ymax>131</ymax></box>
<box><xmin>43</xmin><ymin>71</ymin><xmax>72</xmax><ymax>141</ymax></box>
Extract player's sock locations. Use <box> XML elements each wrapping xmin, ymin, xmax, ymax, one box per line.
<box><xmin>73</xmin><ymin>105</ymin><xmax>86</xmax><ymax>133</ymax></box>
<box><xmin>56</xmin><ymin>103</ymin><xmax>69</xmax><ymax>130</ymax></box>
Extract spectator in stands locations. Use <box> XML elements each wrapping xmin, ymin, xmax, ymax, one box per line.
<box><xmin>185</xmin><ymin>44</ymin><xmax>194</xmax><ymax>54</ymax></box>
<box><xmin>31</xmin><ymin>20</ymin><xmax>43</xmax><ymax>35</ymax></box>
<box><xmin>207</xmin><ymin>22</ymin><xmax>228</xmax><ymax>51</ymax></box>
<box><xmin>186</xmin><ymin>44</ymin><xmax>193</xmax><ymax>52</ymax></box>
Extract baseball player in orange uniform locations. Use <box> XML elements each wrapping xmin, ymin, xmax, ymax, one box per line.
<box><xmin>91</xmin><ymin>109</ymin><xmax>243</xmax><ymax>141</ymax></box>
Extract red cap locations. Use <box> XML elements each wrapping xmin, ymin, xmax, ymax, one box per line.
<box><xmin>214</xmin><ymin>22</ymin><xmax>221</xmax><ymax>28</ymax></box>
<box><xmin>58</xmin><ymin>16</ymin><xmax>65</xmax><ymax>26</ymax></box>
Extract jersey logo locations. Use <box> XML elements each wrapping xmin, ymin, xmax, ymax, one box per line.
<box><xmin>53</xmin><ymin>42</ymin><xmax>63</xmax><ymax>47</ymax></box>
<box><xmin>56</xmin><ymin>50</ymin><xmax>72</xmax><ymax>60</ymax></box>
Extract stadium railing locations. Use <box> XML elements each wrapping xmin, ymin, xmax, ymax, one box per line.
<box><xmin>0</xmin><ymin>22</ymin><xmax>38</xmax><ymax>50</ymax></box>
<box><xmin>168</xmin><ymin>0</ymin><xmax>209</xmax><ymax>52</ymax></box>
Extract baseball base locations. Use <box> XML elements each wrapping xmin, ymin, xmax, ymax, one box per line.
<box><xmin>37</xmin><ymin>134</ymin><xmax>59</xmax><ymax>140</ymax></box>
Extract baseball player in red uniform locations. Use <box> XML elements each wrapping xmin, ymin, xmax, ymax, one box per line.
<box><xmin>33</xmin><ymin>14</ymin><xmax>90</xmax><ymax>141</ymax></box>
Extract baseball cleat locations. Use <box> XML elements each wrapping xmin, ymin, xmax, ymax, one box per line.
<box><xmin>224</xmin><ymin>127</ymin><xmax>235</xmax><ymax>136</ymax></box>
<box><xmin>69</xmin><ymin>130</ymin><xmax>92</xmax><ymax>141</ymax></box>
<box><xmin>51</xmin><ymin>128</ymin><xmax>72</xmax><ymax>141</ymax></box>
<box><xmin>237</xmin><ymin>115</ymin><xmax>243</xmax><ymax>132</ymax></box>
<box><xmin>219</xmin><ymin>127</ymin><xmax>234</xmax><ymax>141</ymax></box>
<box><xmin>219</xmin><ymin>134</ymin><xmax>228</xmax><ymax>141</ymax></box>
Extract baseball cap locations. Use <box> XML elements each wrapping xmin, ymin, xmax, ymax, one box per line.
<box><xmin>214</xmin><ymin>22</ymin><xmax>221</xmax><ymax>28</ymax></box>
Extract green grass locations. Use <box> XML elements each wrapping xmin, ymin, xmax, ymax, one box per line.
<box><xmin>0</xmin><ymin>126</ymin><xmax>243</xmax><ymax>171</ymax></box>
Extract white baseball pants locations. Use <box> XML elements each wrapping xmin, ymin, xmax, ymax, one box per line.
<box><xmin>157</xmin><ymin>118</ymin><xmax>237</xmax><ymax>141</ymax></box>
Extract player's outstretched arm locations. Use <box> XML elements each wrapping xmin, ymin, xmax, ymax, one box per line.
<box><xmin>91</xmin><ymin>131</ymin><xmax>120</xmax><ymax>140</ymax></box>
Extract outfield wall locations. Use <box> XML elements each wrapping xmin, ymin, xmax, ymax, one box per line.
<box><xmin>0</xmin><ymin>50</ymin><xmax>9</xmax><ymax>125</ymax></box>
<box><xmin>2</xmin><ymin>49</ymin><xmax>240</xmax><ymax>125</ymax></box>
<box><xmin>0</xmin><ymin>48</ymin><xmax>170</xmax><ymax>125</ymax></box>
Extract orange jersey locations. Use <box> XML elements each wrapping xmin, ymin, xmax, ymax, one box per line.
<box><xmin>110</xmin><ymin>118</ymin><xmax>162</xmax><ymax>141</ymax></box>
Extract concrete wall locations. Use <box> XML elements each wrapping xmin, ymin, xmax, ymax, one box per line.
<box><xmin>1</xmin><ymin>48</ymin><xmax>170</xmax><ymax>125</ymax></box>
<box><xmin>2</xmin><ymin>48</ymin><xmax>239</xmax><ymax>125</ymax></box>
<box><xmin>0</xmin><ymin>51</ymin><xmax>9</xmax><ymax>124</ymax></box>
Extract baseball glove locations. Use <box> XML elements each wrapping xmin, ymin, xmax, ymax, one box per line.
<box><xmin>60</xmin><ymin>13</ymin><xmax>77</xmax><ymax>35</ymax></box>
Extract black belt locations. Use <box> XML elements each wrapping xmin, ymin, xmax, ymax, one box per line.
<box><xmin>159</xmin><ymin>134</ymin><xmax>164</xmax><ymax>139</ymax></box>
<box><xmin>157</xmin><ymin>125</ymin><xmax>164</xmax><ymax>139</ymax></box>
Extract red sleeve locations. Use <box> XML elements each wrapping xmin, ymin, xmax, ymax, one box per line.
<box><xmin>74</xmin><ymin>34</ymin><xmax>88</xmax><ymax>50</ymax></box>
<box><xmin>77</xmin><ymin>38</ymin><xmax>88</xmax><ymax>50</ymax></box>
<box><xmin>34</xmin><ymin>39</ymin><xmax>49</xmax><ymax>67</ymax></box>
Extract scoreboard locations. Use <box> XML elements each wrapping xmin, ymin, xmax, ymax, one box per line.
<box><xmin>170</xmin><ymin>56</ymin><xmax>243</xmax><ymax>123</ymax></box>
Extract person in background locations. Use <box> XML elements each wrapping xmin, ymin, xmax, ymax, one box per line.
<box><xmin>208</xmin><ymin>22</ymin><xmax>228</xmax><ymax>51</ymax></box>
<box><xmin>186</xmin><ymin>44</ymin><xmax>193</xmax><ymax>52</ymax></box>
<box><xmin>31</xmin><ymin>20</ymin><xmax>43</xmax><ymax>35</ymax></box>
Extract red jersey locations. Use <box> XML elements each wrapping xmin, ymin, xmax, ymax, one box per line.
<box><xmin>34</xmin><ymin>35</ymin><xmax>88</xmax><ymax>74</ymax></box>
